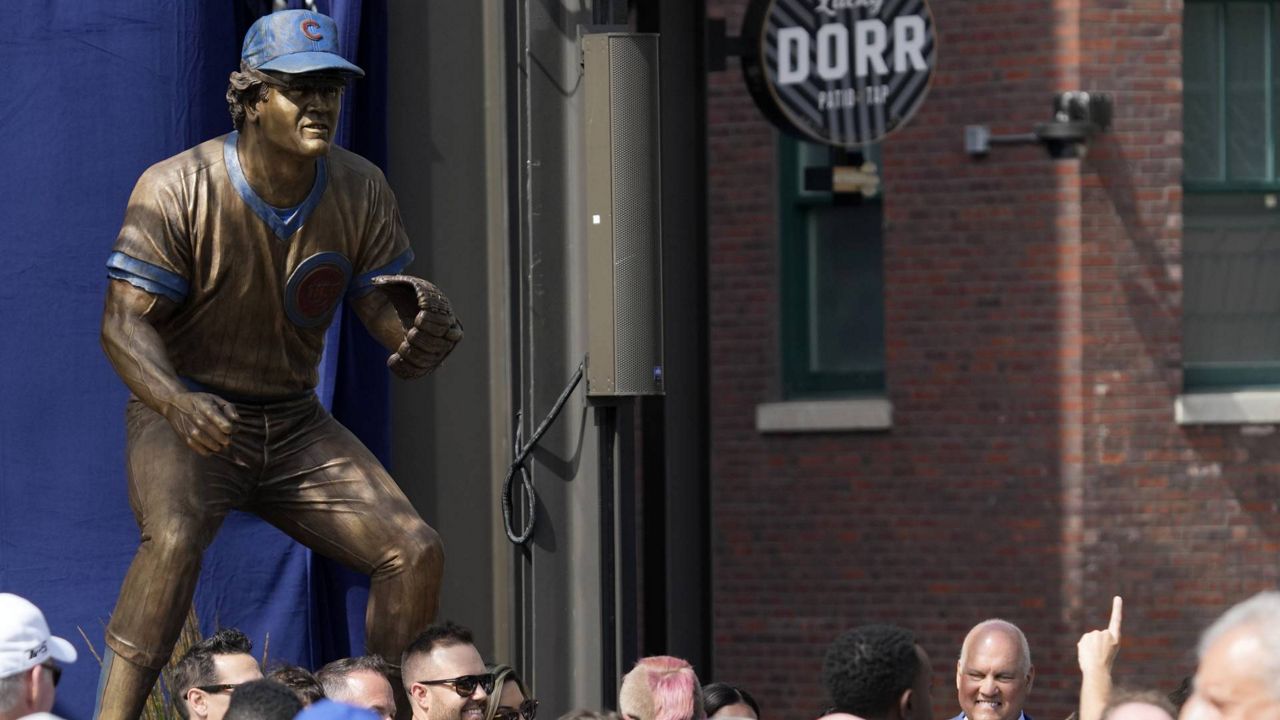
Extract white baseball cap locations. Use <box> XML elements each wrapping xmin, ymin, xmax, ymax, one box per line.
<box><xmin>0</xmin><ymin>593</ymin><xmax>77</xmax><ymax>678</ymax></box>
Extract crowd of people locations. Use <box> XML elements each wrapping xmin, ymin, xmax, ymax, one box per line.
<box><xmin>1</xmin><ymin>590</ymin><xmax>1277</xmax><ymax>720</ymax></box>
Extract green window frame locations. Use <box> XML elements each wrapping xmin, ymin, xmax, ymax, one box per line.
<box><xmin>778</xmin><ymin>135</ymin><xmax>886</xmax><ymax>397</ymax></box>
<box><xmin>1183</xmin><ymin>0</ymin><xmax>1280</xmax><ymax>191</ymax></box>
<box><xmin>1183</xmin><ymin>0</ymin><xmax>1280</xmax><ymax>390</ymax></box>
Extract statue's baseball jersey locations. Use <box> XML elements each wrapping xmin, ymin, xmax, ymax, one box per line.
<box><xmin>107</xmin><ymin>131</ymin><xmax>413</xmax><ymax>399</ymax></box>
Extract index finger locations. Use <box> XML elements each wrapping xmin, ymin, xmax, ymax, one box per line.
<box><xmin>211</xmin><ymin>392</ymin><xmax>240</xmax><ymax>420</ymax></box>
<box><xmin>1108</xmin><ymin>595</ymin><xmax>1123</xmax><ymax>638</ymax></box>
<box><xmin>203</xmin><ymin>397</ymin><xmax>240</xmax><ymax>431</ymax></box>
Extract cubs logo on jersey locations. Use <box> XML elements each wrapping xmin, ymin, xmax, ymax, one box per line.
<box><xmin>285</xmin><ymin>252</ymin><xmax>352</xmax><ymax>327</ymax></box>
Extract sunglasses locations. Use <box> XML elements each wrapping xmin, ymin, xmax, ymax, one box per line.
<box><xmin>417</xmin><ymin>673</ymin><xmax>497</xmax><ymax>697</ymax></box>
<box><xmin>494</xmin><ymin>699</ymin><xmax>540</xmax><ymax>720</ymax></box>
<box><xmin>195</xmin><ymin>683</ymin><xmax>240</xmax><ymax>695</ymax></box>
<box><xmin>40</xmin><ymin>662</ymin><xmax>61</xmax><ymax>687</ymax></box>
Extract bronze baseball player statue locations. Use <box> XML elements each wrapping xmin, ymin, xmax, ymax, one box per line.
<box><xmin>95</xmin><ymin>10</ymin><xmax>460</xmax><ymax>719</ymax></box>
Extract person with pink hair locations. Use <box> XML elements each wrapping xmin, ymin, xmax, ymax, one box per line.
<box><xmin>617</xmin><ymin>657</ymin><xmax>706</xmax><ymax>720</ymax></box>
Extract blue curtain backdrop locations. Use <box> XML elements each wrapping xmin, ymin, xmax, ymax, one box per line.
<box><xmin>0</xmin><ymin>2</ymin><xmax>393</xmax><ymax>716</ymax></box>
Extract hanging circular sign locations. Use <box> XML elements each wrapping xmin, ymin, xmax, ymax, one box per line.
<box><xmin>741</xmin><ymin>0</ymin><xmax>937</xmax><ymax>148</ymax></box>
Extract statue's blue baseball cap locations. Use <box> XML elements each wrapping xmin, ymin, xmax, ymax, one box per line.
<box><xmin>241</xmin><ymin>10</ymin><xmax>364</xmax><ymax>77</ymax></box>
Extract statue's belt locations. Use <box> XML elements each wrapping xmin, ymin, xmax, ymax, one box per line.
<box><xmin>179</xmin><ymin>376</ymin><xmax>316</xmax><ymax>406</ymax></box>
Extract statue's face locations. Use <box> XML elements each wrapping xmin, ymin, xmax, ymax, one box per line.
<box><xmin>252</xmin><ymin>74</ymin><xmax>345</xmax><ymax>159</ymax></box>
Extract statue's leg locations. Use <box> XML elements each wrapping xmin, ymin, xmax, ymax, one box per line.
<box><xmin>252</xmin><ymin>397</ymin><xmax>443</xmax><ymax>720</ymax></box>
<box><xmin>97</xmin><ymin>400</ymin><xmax>243</xmax><ymax>720</ymax></box>
<box><xmin>93</xmin><ymin>648</ymin><xmax>159</xmax><ymax>720</ymax></box>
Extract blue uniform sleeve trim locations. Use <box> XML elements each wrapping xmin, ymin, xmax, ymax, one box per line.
<box><xmin>106</xmin><ymin>252</ymin><xmax>188</xmax><ymax>303</ymax></box>
<box><xmin>348</xmin><ymin>248</ymin><xmax>415</xmax><ymax>297</ymax></box>
<box><xmin>224</xmin><ymin>132</ymin><xmax>328</xmax><ymax>240</ymax></box>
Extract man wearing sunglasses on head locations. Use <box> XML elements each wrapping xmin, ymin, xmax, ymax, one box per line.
<box><xmin>402</xmin><ymin>623</ymin><xmax>494</xmax><ymax>720</ymax></box>
<box><xmin>170</xmin><ymin>629</ymin><xmax>264</xmax><ymax>720</ymax></box>
<box><xmin>0</xmin><ymin>593</ymin><xmax>77</xmax><ymax>720</ymax></box>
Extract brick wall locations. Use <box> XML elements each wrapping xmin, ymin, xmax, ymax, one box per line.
<box><xmin>1076</xmin><ymin>0</ymin><xmax>1280</xmax><ymax>694</ymax></box>
<box><xmin>705</xmin><ymin>1</ymin><xmax>1278</xmax><ymax>719</ymax></box>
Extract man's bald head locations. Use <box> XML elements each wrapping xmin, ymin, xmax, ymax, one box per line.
<box><xmin>1179</xmin><ymin>591</ymin><xmax>1280</xmax><ymax>720</ymax></box>
<box><xmin>958</xmin><ymin>620</ymin><xmax>1032</xmax><ymax>676</ymax></box>
<box><xmin>956</xmin><ymin>620</ymin><xmax>1034</xmax><ymax>720</ymax></box>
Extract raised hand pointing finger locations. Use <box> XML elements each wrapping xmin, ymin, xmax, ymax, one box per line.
<box><xmin>1108</xmin><ymin>595</ymin><xmax>1123</xmax><ymax>641</ymax></box>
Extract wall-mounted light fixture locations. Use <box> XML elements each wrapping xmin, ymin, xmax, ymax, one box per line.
<box><xmin>965</xmin><ymin>92</ymin><xmax>1113</xmax><ymax>160</ymax></box>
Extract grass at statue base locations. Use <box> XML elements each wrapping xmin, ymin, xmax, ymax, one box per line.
<box><xmin>79</xmin><ymin>606</ymin><xmax>271</xmax><ymax>720</ymax></box>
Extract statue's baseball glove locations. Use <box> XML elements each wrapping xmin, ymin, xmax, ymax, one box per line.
<box><xmin>370</xmin><ymin>274</ymin><xmax>463</xmax><ymax>379</ymax></box>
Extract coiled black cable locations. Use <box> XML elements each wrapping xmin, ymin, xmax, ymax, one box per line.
<box><xmin>501</xmin><ymin>359</ymin><xmax>585</xmax><ymax>544</ymax></box>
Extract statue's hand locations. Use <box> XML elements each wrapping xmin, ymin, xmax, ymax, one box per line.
<box><xmin>371</xmin><ymin>274</ymin><xmax>464</xmax><ymax>379</ymax></box>
<box><xmin>162</xmin><ymin>392</ymin><xmax>240</xmax><ymax>456</ymax></box>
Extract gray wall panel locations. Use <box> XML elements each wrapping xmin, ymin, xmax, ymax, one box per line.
<box><xmin>386</xmin><ymin>0</ymin><xmax>500</xmax><ymax>659</ymax></box>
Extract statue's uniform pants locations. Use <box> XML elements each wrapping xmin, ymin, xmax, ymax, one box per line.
<box><xmin>104</xmin><ymin>394</ymin><xmax>443</xmax><ymax>672</ymax></box>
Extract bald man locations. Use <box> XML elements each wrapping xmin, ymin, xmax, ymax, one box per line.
<box><xmin>1179</xmin><ymin>591</ymin><xmax>1280</xmax><ymax>720</ymax></box>
<box><xmin>952</xmin><ymin>620</ymin><xmax>1035</xmax><ymax>720</ymax></box>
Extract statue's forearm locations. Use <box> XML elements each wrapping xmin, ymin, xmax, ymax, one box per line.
<box><xmin>350</xmin><ymin>290</ymin><xmax>408</xmax><ymax>353</ymax></box>
<box><xmin>100</xmin><ymin>280</ymin><xmax>187</xmax><ymax>417</ymax></box>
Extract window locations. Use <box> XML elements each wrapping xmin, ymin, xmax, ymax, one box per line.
<box><xmin>1183</xmin><ymin>0</ymin><xmax>1279</xmax><ymax>188</ymax></box>
<box><xmin>1182</xmin><ymin>0</ymin><xmax>1280</xmax><ymax>389</ymax></box>
<box><xmin>778</xmin><ymin>136</ymin><xmax>885</xmax><ymax>397</ymax></box>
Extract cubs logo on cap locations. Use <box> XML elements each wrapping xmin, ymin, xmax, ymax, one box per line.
<box><xmin>300</xmin><ymin>18</ymin><xmax>324</xmax><ymax>41</ymax></box>
<box><xmin>241</xmin><ymin>10</ymin><xmax>365</xmax><ymax>77</ymax></box>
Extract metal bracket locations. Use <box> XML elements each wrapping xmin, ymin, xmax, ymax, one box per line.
<box><xmin>966</xmin><ymin>92</ymin><xmax>1113</xmax><ymax>159</ymax></box>
<box><xmin>965</xmin><ymin>125</ymin><xmax>1037</xmax><ymax>155</ymax></box>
